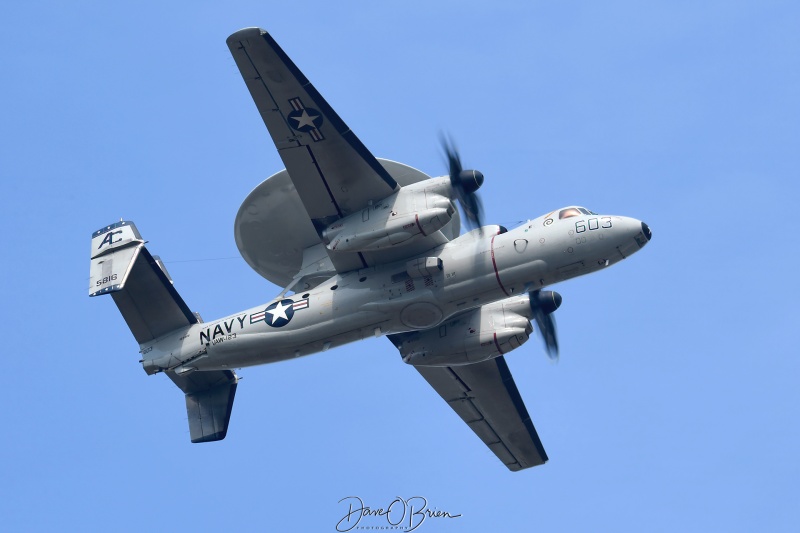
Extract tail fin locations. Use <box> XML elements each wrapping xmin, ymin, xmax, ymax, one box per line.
<box><xmin>168</xmin><ymin>369</ymin><xmax>239</xmax><ymax>443</ymax></box>
<box><xmin>90</xmin><ymin>221</ymin><xmax>238</xmax><ymax>443</ymax></box>
<box><xmin>89</xmin><ymin>221</ymin><xmax>198</xmax><ymax>343</ymax></box>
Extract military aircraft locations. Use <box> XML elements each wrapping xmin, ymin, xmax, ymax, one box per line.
<box><xmin>89</xmin><ymin>27</ymin><xmax>651</xmax><ymax>471</ymax></box>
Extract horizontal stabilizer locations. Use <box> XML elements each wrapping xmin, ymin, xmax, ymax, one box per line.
<box><xmin>89</xmin><ymin>221</ymin><xmax>198</xmax><ymax>344</ymax></box>
<box><xmin>168</xmin><ymin>369</ymin><xmax>239</xmax><ymax>443</ymax></box>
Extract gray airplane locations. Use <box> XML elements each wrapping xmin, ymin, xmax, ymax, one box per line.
<box><xmin>89</xmin><ymin>27</ymin><xmax>652</xmax><ymax>471</ymax></box>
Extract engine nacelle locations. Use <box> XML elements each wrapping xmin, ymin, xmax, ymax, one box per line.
<box><xmin>322</xmin><ymin>193</ymin><xmax>454</xmax><ymax>253</ymax></box>
<box><xmin>396</xmin><ymin>305</ymin><xmax>533</xmax><ymax>367</ymax></box>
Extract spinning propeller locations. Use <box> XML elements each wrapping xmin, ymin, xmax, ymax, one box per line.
<box><xmin>441</xmin><ymin>137</ymin><xmax>485</xmax><ymax>231</ymax></box>
<box><xmin>529</xmin><ymin>290</ymin><xmax>562</xmax><ymax>360</ymax></box>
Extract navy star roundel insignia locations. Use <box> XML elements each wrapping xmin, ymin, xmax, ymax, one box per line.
<box><xmin>264</xmin><ymin>299</ymin><xmax>295</xmax><ymax>328</ymax></box>
<box><xmin>287</xmin><ymin>97</ymin><xmax>324</xmax><ymax>141</ymax></box>
<box><xmin>250</xmin><ymin>298</ymin><xmax>310</xmax><ymax>328</ymax></box>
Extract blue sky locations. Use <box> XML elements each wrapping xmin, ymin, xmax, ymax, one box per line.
<box><xmin>2</xmin><ymin>1</ymin><xmax>798</xmax><ymax>531</ymax></box>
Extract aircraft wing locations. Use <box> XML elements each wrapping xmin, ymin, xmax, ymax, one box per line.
<box><xmin>413</xmin><ymin>356</ymin><xmax>548</xmax><ymax>471</ymax></box>
<box><xmin>227</xmin><ymin>28</ymin><xmax>400</xmax><ymax>273</ymax></box>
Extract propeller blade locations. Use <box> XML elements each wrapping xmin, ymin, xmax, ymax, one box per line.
<box><xmin>443</xmin><ymin>136</ymin><xmax>462</xmax><ymax>178</ymax></box>
<box><xmin>440</xmin><ymin>136</ymin><xmax>485</xmax><ymax>230</ymax></box>
<box><xmin>530</xmin><ymin>290</ymin><xmax>561</xmax><ymax>360</ymax></box>
<box><xmin>460</xmin><ymin>189</ymin><xmax>484</xmax><ymax>227</ymax></box>
<box><xmin>535</xmin><ymin>312</ymin><xmax>559</xmax><ymax>360</ymax></box>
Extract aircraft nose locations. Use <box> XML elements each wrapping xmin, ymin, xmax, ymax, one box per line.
<box><xmin>604</xmin><ymin>216</ymin><xmax>651</xmax><ymax>262</ymax></box>
<box><xmin>641</xmin><ymin>222</ymin><xmax>652</xmax><ymax>241</ymax></box>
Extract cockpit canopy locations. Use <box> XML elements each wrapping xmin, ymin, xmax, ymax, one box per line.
<box><xmin>558</xmin><ymin>206</ymin><xmax>597</xmax><ymax>219</ymax></box>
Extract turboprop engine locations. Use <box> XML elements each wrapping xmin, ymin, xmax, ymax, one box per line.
<box><xmin>320</xmin><ymin>153</ymin><xmax>487</xmax><ymax>254</ymax></box>
<box><xmin>396</xmin><ymin>301</ymin><xmax>534</xmax><ymax>367</ymax></box>
<box><xmin>393</xmin><ymin>290</ymin><xmax>563</xmax><ymax>366</ymax></box>
<box><xmin>322</xmin><ymin>192</ymin><xmax>455</xmax><ymax>252</ymax></box>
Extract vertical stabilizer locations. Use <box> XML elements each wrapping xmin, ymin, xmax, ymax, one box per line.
<box><xmin>89</xmin><ymin>221</ymin><xmax>145</xmax><ymax>297</ymax></box>
<box><xmin>88</xmin><ymin>221</ymin><xmax>198</xmax><ymax>344</ymax></box>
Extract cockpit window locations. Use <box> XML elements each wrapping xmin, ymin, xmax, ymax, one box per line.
<box><xmin>577</xmin><ymin>208</ymin><xmax>591</xmax><ymax>215</ymax></box>
<box><xmin>559</xmin><ymin>208</ymin><xmax>582</xmax><ymax>219</ymax></box>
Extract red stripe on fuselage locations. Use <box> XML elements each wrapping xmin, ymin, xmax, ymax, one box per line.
<box><xmin>490</xmin><ymin>234</ymin><xmax>510</xmax><ymax>296</ymax></box>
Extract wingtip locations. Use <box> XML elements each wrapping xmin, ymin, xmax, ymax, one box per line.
<box><xmin>226</xmin><ymin>27</ymin><xmax>266</xmax><ymax>44</ymax></box>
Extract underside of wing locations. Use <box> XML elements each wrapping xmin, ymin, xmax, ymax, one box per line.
<box><xmin>227</xmin><ymin>28</ymin><xmax>404</xmax><ymax>272</ymax></box>
<box><xmin>412</xmin><ymin>356</ymin><xmax>548</xmax><ymax>471</ymax></box>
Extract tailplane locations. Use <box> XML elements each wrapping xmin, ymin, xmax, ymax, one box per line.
<box><xmin>90</xmin><ymin>221</ymin><xmax>238</xmax><ymax>443</ymax></box>
<box><xmin>89</xmin><ymin>221</ymin><xmax>198</xmax><ymax>343</ymax></box>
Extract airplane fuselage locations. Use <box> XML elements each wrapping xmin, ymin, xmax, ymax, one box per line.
<box><xmin>139</xmin><ymin>209</ymin><xmax>650</xmax><ymax>375</ymax></box>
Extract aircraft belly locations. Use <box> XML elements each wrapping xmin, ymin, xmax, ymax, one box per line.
<box><xmin>194</xmin><ymin>322</ymin><xmax>388</xmax><ymax>370</ymax></box>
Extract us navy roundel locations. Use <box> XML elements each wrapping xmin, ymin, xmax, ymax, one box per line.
<box><xmin>264</xmin><ymin>299</ymin><xmax>295</xmax><ymax>328</ymax></box>
<box><xmin>287</xmin><ymin>107</ymin><xmax>323</xmax><ymax>132</ymax></box>
<box><xmin>249</xmin><ymin>298</ymin><xmax>309</xmax><ymax>328</ymax></box>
